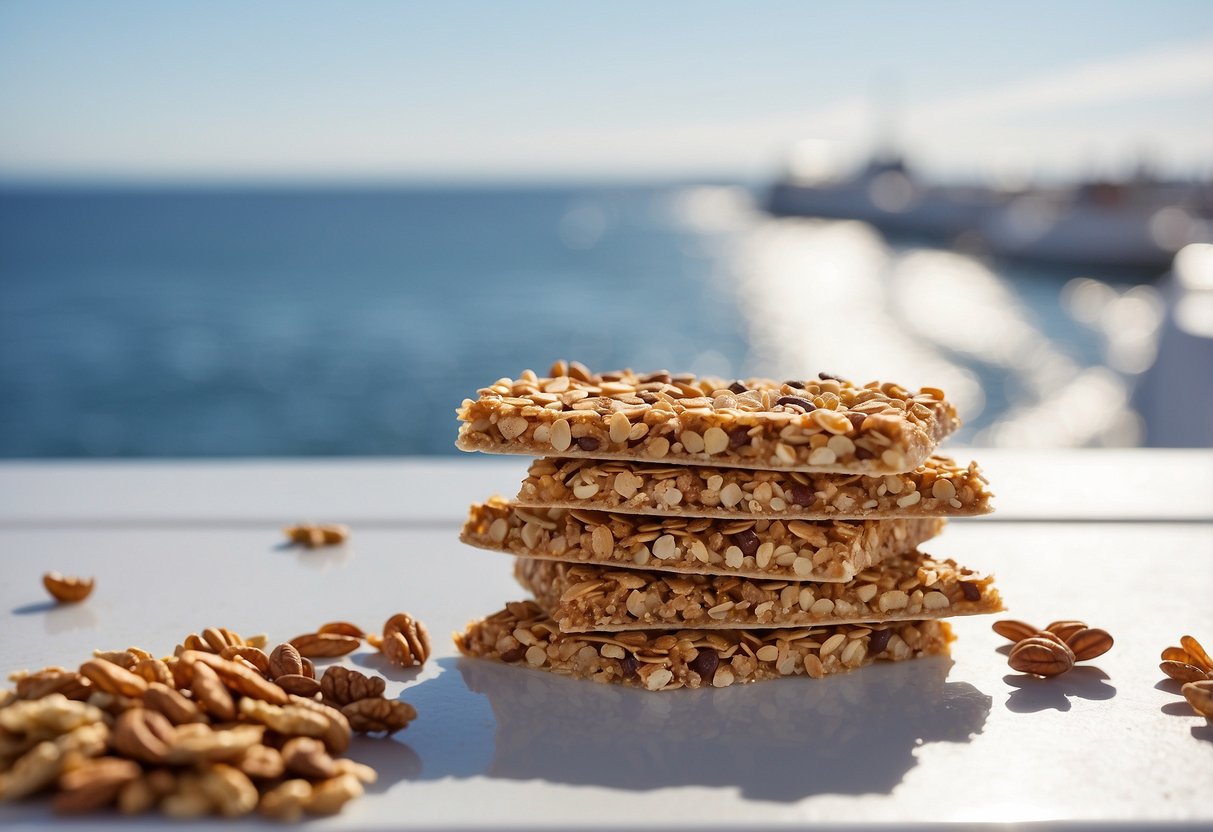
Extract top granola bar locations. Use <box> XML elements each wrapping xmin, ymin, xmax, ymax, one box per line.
<box><xmin>456</xmin><ymin>361</ymin><xmax>960</xmax><ymax>474</ymax></box>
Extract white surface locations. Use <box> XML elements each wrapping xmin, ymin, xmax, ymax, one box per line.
<box><xmin>1</xmin><ymin>449</ymin><xmax>1210</xmax><ymax>525</ymax></box>
<box><xmin>0</xmin><ymin>454</ymin><xmax>1211</xmax><ymax>830</ymax></box>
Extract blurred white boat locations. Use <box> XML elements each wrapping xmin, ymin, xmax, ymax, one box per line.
<box><xmin>768</xmin><ymin>156</ymin><xmax>1213</xmax><ymax>272</ymax></box>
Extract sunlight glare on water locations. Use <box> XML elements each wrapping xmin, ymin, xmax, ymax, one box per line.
<box><xmin>667</xmin><ymin>186</ymin><xmax>1154</xmax><ymax>447</ymax></box>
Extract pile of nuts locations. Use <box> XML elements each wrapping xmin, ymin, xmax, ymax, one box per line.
<box><xmin>1159</xmin><ymin>634</ymin><xmax>1213</xmax><ymax>718</ymax></box>
<box><xmin>0</xmin><ymin>615</ymin><xmax>427</xmax><ymax>819</ymax></box>
<box><xmin>993</xmin><ymin>619</ymin><xmax>1114</xmax><ymax>677</ymax></box>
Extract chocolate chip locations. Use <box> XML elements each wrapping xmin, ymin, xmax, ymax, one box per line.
<box><xmin>576</xmin><ymin>436</ymin><xmax>600</xmax><ymax>451</ymax></box>
<box><xmin>783</xmin><ymin>380</ymin><xmax>805</xmax><ymax>389</ymax></box>
<box><xmin>727</xmin><ymin>426</ymin><xmax>751</xmax><ymax>448</ymax></box>
<box><xmin>868</xmin><ymin>629</ymin><xmax>892</xmax><ymax>654</ymax></box>
<box><xmin>959</xmin><ymin>581</ymin><xmax>981</xmax><ymax>602</ymax></box>
<box><xmin>855</xmin><ymin>447</ymin><xmax>875</xmax><ymax>460</ymax></box>
<box><xmin>620</xmin><ymin>653</ymin><xmax>639</xmax><ymax>677</ymax></box>
<box><xmin>774</xmin><ymin>395</ymin><xmax>816</xmax><ymax>412</ymax></box>
<box><xmin>788</xmin><ymin>484</ymin><xmax>814</xmax><ymax>507</ymax></box>
<box><xmin>500</xmin><ymin>646</ymin><xmax>526</xmax><ymax>663</ymax></box>
<box><xmin>690</xmin><ymin>649</ymin><xmax>719</xmax><ymax>680</ymax></box>
<box><xmin>846</xmin><ymin>412</ymin><xmax>867</xmax><ymax>431</ymax></box>
<box><xmin>818</xmin><ymin>372</ymin><xmax>842</xmax><ymax>381</ymax></box>
<box><xmin>727</xmin><ymin>381</ymin><xmax>746</xmax><ymax>394</ymax></box>
<box><xmin>733</xmin><ymin>529</ymin><xmax>760</xmax><ymax>558</ymax></box>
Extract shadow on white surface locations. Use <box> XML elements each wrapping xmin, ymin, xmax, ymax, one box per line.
<box><xmin>10</xmin><ymin>599</ymin><xmax>98</xmax><ymax>634</ymax></box>
<box><xmin>1001</xmin><ymin>666</ymin><xmax>1117</xmax><ymax>713</ymax></box>
<box><xmin>369</xmin><ymin>655</ymin><xmax>995</xmax><ymax>803</ymax></box>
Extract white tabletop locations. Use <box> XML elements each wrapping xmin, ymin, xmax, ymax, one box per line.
<box><xmin>1</xmin><ymin>450</ymin><xmax>1211</xmax><ymax>830</ymax></box>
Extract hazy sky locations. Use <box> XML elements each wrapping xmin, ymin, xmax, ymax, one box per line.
<box><xmin>1</xmin><ymin>1</ymin><xmax>1211</xmax><ymax>183</ymax></box>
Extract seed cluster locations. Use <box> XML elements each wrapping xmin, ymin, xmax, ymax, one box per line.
<box><xmin>454</xmin><ymin>363</ymin><xmax>999</xmax><ymax>691</ymax></box>
<box><xmin>0</xmin><ymin>618</ymin><xmax>422</xmax><ymax>818</ymax></box>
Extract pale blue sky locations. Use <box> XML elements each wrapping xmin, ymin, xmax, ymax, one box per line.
<box><xmin>1</xmin><ymin>1</ymin><xmax>1211</xmax><ymax>182</ymax></box>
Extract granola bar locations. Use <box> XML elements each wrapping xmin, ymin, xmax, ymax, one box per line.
<box><xmin>460</xmin><ymin>498</ymin><xmax>944</xmax><ymax>582</ymax></box>
<box><xmin>516</xmin><ymin>455</ymin><xmax>992</xmax><ymax>520</ymax></box>
<box><xmin>456</xmin><ymin>362</ymin><xmax>960</xmax><ymax>474</ymax></box>
<box><xmin>515</xmin><ymin>552</ymin><xmax>1002</xmax><ymax>632</ymax></box>
<box><xmin>454</xmin><ymin>600</ymin><xmax>954</xmax><ymax>691</ymax></box>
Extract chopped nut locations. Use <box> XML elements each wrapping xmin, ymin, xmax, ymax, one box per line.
<box><xmin>42</xmin><ymin>572</ymin><xmax>94</xmax><ymax>604</ymax></box>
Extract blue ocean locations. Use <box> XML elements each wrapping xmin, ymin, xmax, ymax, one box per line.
<box><xmin>0</xmin><ymin>185</ymin><xmax>1144</xmax><ymax>457</ymax></box>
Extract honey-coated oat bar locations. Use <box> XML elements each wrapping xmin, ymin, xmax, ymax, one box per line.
<box><xmin>515</xmin><ymin>552</ymin><xmax>1001</xmax><ymax>632</ymax></box>
<box><xmin>455</xmin><ymin>600</ymin><xmax>954</xmax><ymax>691</ymax></box>
<box><xmin>516</xmin><ymin>455</ymin><xmax>991</xmax><ymax>520</ymax></box>
<box><xmin>460</xmin><ymin>498</ymin><xmax>943</xmax><ymax>582</ymax></box>
<box><xmin>456</xmin><ymin>362</ymin><xmax>960</xmax><ymax>474</ymax></box>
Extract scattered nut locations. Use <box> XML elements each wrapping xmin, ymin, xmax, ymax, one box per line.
<box><xmin>1180</xmin><ymin>635</ymin><xmax>1213</xmax><ymax>672</ymax></box>
<box><xmin>317</xmin><ymin>622</ymin><xmax>365</xmax><ymax>639</ymax></box>
<box><xmin>991</xmin><ymin>619</ymin><xmax>1037</xmax><ymax>643</ymax></box>
<box><xmin>268</xmin><ymin>643</ymin><xmax>303</xmax><ymax>679</ymax></box>
<box><xmin>995</xmin><ymin>618</ymin><xmax>1112</xmax><ymax>678</ymax></box>
<box><xmin>379</xmin><ymin>613</ymin><xmax>430</xmax><ymax>668</ymax></box>
<box><xmin>1182</xmin><ymin>680</ymin><xmax>1213</xmax><ymax>717</ymax></box>
<box><xmin>1065</xmin><ymin>627</ymin><xmax>1113</xmax><ymax>662</ymax></box>
<box><xmin>340</xmin><ymin>697</ymin><xmax>416</xmax><ymax>735</ymax></box>
<box><xmin>1008</xmin><ymin>637</ymin><xmax>1074</xmax><ymax>677</ymax></box>
<box><xmin>281</xmin><ymin>737</ymin><xmax>337</xmax><ymax>780</ymax></box>
<box><xmin>259</xmin><ymin>779</ymin><xmax>312</xmax><ymax>821</ymax></box>
<box><xmin>276</xmin><ymin>674</ymin><xmax>322</xmax><ymax>698</ymax></box>
<box><xmin>320</xmin><ymin>666</ymin><xmax>385</xmax><ymax>707</ymax></box>
<box><xmin>289</xmin><ymin>633</ymin><xmax>361</xmax><ymax>659</ymax></box>
<box><xmin>1161</xmin><ymin>660</ymin><xmax>1211</xmax><ymax>684</ymax></box>
<box><xmin>52</xmin><ymin>757</ymin><xmax>141</xmax><ymax>814</ymax></box>
<box><xmin>42</xmin><ymin>572</ymin><xmax>94</xmax><ymax>604</ymax></box>
<box><xmin>284</xmin><ymin>523</ymin><xmax>349</xmax><ymax>548</ymax></box>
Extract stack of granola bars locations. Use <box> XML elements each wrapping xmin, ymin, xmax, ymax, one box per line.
<box><xmin>454</xmin><ymin>362</ymin><xmax>1000</xmax><ymax>691</ymax></box>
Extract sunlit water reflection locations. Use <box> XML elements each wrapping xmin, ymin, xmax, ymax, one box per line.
<box><xmin>668</xmin><ymin>186</ymin><xmax>1164</xmax><ymax>447</ymax></box>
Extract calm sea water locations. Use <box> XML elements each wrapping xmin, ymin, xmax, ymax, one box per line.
<box><xmin>0</xmin><ymin>185</ymin><xmax>1144</xmax><ymax>457</ymax></box>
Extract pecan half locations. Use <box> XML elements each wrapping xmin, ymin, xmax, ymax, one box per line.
<box><xmin>340</xmin><ymin>698</ymin><xmax>416</xmax><ymax>735</ymax></box>
<box><xmin>320</xmin><ymin>666</ymin><xmax>385</xmax><ymax>707</ymax></box>
<box><xmin>1008</xmin><ymin>637</ymin><xmax>1073</xmax><ymax>677</ymax></box>
<box><xmin>289</xmin><ymin>633</ymin><xmax>361</xmax><ymax>659</ymax></box>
